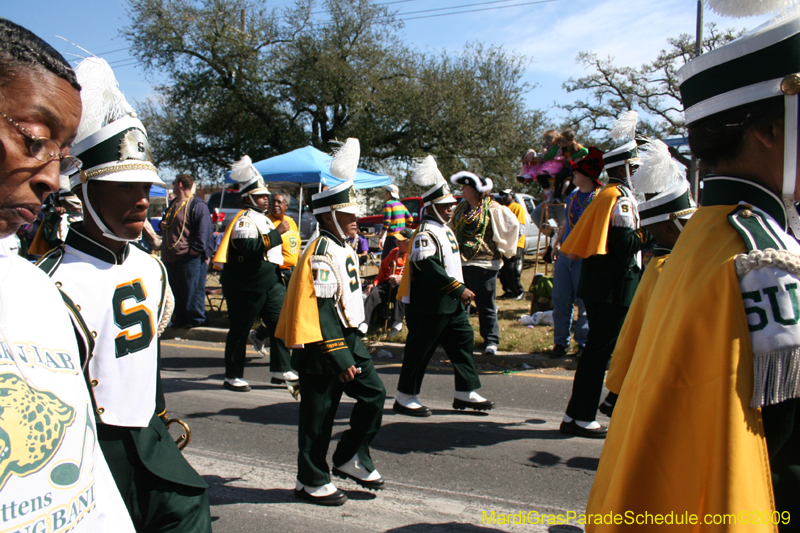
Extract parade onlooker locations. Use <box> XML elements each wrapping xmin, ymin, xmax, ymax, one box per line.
<box><xmin>160</xmin><ymin>173</ymin><xmax>215</xmax><ymax>328</ymax></box>
<box><xmin>276</xmin><ymin>139</ymin><xmax>386</xmax><ymax>506</ymax></box>
<box><xmin>378</xmin><ymin>183</ymin><xmax>413</xmax><ymax>261</ymax></box>
<box><xmin>548</xmin><ymin>156</ymin><xmax>602</xmax><ymax>359</ymax></box>
<box><xmin>588</xmin><ymin>14</ymin><xmax>800</xmax><ymax>525</ymax></box>
<box><xmin>395</xmin><ymin>156</ymin><xmax>493</xmax><ymax>415</ymax></box>
<box><xmin>559</xmin><ymin>138</ymin><xmax>649</xmax><ymax>439</ymax></box>
<box><xmin>215</xmin><ymin>156</ymin><xmax>295</xmax><ymax>393</ymax></box>
<box><xmin>0</xmin><ymin>19</ymin><xmax>135</xmax><ymax>532</ymax></box>
<box><xmin>39</xmin><ymin>56</ymin><xmax>210</xmax><ymax>532</ymax></box>
<box><xmin>451</xmin><ymin>172</ymin><xmax>519</xmax><ymax>355</ymax></box>
<box><xmin>497</xmin><ymin>189</ymin><xmax>526</xmax><ymax>300</ymax></box>
<box><xmin>361</xmin><ymin>227</ymin><xmax>411</xmax><ymax>337</ymax></box>
<box><xmin>347</xmin><ymin>232</ymin><xmax>370</xmax><ymax>265</ymax></box>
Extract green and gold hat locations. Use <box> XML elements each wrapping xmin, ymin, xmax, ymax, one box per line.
<box><xmin>230</xmin><ymin>155</ymin><xmax>270</xmax><ymax>197</ymax></box>
<box><xmin>311</xmin><ymin>180</ymin><xmax>362</xmax><ymax>215</ymax></box>
<box><xmin>413</xmin><ymin>155</ymin><xmax>456</xmax><ymax>206</ymax></box>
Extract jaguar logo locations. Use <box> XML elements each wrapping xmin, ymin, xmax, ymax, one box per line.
<box><xmin>0</xmin><ymin>373</ymin><xmax>75</xmax><ymax>489</ymax></box>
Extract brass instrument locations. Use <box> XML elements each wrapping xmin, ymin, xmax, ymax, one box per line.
<box><xmin>166</xmin><ymin>418</ymin><xmax>192</xmax><ymax>451</ymax></box>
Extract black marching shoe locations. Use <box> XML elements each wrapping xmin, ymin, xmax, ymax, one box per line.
<box><xmin>452</xmin><ymin>398</ymin><xmax>495</xmax><ymax>411</ymax></box>
<box><xmin>559</xmin><ymin>419</ymin><xmax>607</xmax><ymax>439</ymax></box>
<box><xmin>393</xmin><ymin>400</ymin><xmax>432</xmax><ymax>417</ymax></box>
<box><xmin>294</xmin><ymin>487</ymin><xmax>347</xmax><ymax>506</ymax></box>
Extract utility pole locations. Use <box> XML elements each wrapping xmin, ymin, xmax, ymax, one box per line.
<box><xmin>691</xmin><ymin>0</ymin><xmax>704</xmax><ymax>202</ymax></box>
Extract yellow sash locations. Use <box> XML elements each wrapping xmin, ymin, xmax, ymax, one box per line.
<box><xmin>560</xmin><ymin>185</ymin><xmax>620</xmax><ymax>258</ymax></box>
<box><xmin>587</xmin><ymin>206</ymin><xmax>776</xmax><ymax>532</ymax></box>
<box><xmin>211</xmin><ymin>210</ymin><xmax>245</xmax><ymax>266</ymax></box>
<box><xmin>275</xmin><ymin>238</ymin><xmax>324</xmax><ymax>348</ymax></box>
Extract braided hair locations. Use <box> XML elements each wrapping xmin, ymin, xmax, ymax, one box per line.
<box><xmin>0</xmin><ymin>18</ymin><xmax>80</xmax><ymax>91</ymax></box>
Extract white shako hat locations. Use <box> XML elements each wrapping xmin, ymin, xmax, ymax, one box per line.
<box><xmin>67</xmin><ymin>57</ymin><xmax>164</xmax><ymax>242</ymax></box>
<box><xmin>633</xmin><ymin>139</ymin><xmax>697</xmax><ymax>228</ymax></box>
<box><xmin>312</xmin><ymin>138</ymin><xmax>362</xmax><ymax>217</ymax></box>
<box><xmin>678</xmin><ymin>2</ymin><xmax>800</xmax><ymax>233</ymax></box>
<box><xmin>413</xmin><ymin>155</ymin><xmax>456</xmax><ymax>206</ymax></box>
<box><xmin>230</xmin><ymin>155</ymin><xmax>270</xmax><ymax>197</ymax></box>
<box><xmin>450</xmin><ymin>171</ymin><xmax>493</xmax><ymax>193</ymax></box>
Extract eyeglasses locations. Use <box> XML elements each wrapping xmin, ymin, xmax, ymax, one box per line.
<box><xmin>0</xmin><ymin>111</ymin><xmax>82</xmax><ymax>175</ymax></box>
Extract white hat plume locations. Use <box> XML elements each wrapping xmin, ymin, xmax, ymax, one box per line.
<box><xmin>229</xmin><ymin>155</ymin><xmax>261</xmax><ymax>184</ymax></box>
<box><xmin>610</xmin><ymin>110</ymin><xmax>639</xmax><ymax>141</ymax></box>
<box><xmin>631</xmin><ymin>139</ymin><xmax>685</xmax><ymax>194</ymax></box>
<box><xmin>412</xmin><ymin>155</ymin><xmax>445</xmax><ymax>187</ymax></box>
<box><xmin>329</xmin><ymin>138</ymin><xmax>360</xmax><ymax>182</ymax></box>
<box><xmin>73</xmin><ymin>57</ymin><xmax>136</xmax><ymax>145</ymax></box>
<box><xmin>707</xmin><ymin>0</ymin><xmax>797</xmax><ymax>17</ymax></box>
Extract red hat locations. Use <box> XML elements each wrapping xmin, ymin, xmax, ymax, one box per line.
<box><xmin>571</xmin><ymin>146</ymin><xmax>605</xmax><ymax>186</ymax></box>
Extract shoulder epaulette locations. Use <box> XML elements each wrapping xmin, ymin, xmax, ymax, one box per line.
<box><xmin>313</xmin><ymin>236</ymin><xmax>329</xmax><ymax>256</ymax></box>
<box><xmin>58</xmin><ymin>289</ymin><xmax>95</xmax><ymax>370</ymax></box>
<box><xmin>728</xmin><ymin>204</ymin><xmax>787</xmax><ymax>253</ymax></box>
<box><xmin>36</xmin><ymin>245</ymin><xmax>65</xmax><ymax>276</ymax></box>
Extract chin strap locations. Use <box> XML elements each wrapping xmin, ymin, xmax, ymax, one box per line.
<box><xmin>783</xmin><ymin>93</ymin><xmax>800</xmax><ymax>238</ymax></box>
<box><xmin>429</xmin><ymin>203</ymin><xmax>447</xmax><ymax>225</ymax></box>
<box><xmin>81</xmin><ymin>181</ymin><xmax>135</xmax><ymax>242</ymax></box>
<box><xmin>331</xmin><ymin>209</ymin><xmax>347</xmax><ymax>240</ymax></box>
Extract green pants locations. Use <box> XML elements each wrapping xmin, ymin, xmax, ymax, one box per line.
<box><xmin>223</xmin><ymin>281</ymin><xmax>291</xmax><ymax>378</ymax></box>
<box><xmin>97</xmin><ymin>424</ymin><xmax>211</xmax><ymax>533</ymax></box>
<box><xmin>398</xmin><ymin>308</ymin><xmax>481</xmax><ymax>395</ymax></box>
<box><xmin>297</xmin><ymin>342</ymin><xmax>386</xmax><ymax>487</ymax></box>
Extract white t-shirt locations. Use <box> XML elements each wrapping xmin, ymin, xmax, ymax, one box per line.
<box><xmin>0</xmin><ymin>253</ymin><xmax>134</xmax><ymax>532</ymax></box>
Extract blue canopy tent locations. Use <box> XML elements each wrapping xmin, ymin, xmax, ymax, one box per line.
<box><xmin>221</xmin><ymin>145</ymin><xmax>392</xmax><ymax>226</ymax></box>
<box><xmin>150</xmin><ymin>185</ymin><xmax>167</xmax><ymax>197</ymax></box>
<box><xmin>222</xmin><ymin>146</ymin><xmax>391</xmax><ymax>189</ymax></box>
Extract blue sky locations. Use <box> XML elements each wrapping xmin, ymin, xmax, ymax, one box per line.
<box><xmin>5</xmin><ymin>0</ymin><xmax>769</xmax><ymax>125</ymax></box>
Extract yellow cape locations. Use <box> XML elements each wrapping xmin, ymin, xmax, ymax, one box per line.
<box><xmin>211</xmin><ymin>210</ymin><xmax>245</xmax><ymax>266</ymax></box>
<box><xmin>560</xmin><ymin>185</ymin><xmax>620</xmax><ymax>258</ymax></box>
<box><xmin>396</xmin><ymin>227</ymin><xmax>423</xmax><ymax>302</ymax></box>
<box><xmin>605</xmin><ymin>254</ymin><xmax>667</xmax><ymax>394</ymax></box>
<box><xmin>28</xmin><ymin>223</ymin><xmax>51</xmax><ymax>256</ymax></box>
<box><xmin>587</xmin><ymin>206</ymin><xmax>776</xmax><ymax>532</ymax></box>
<box><xmin>275</xmin><ymin>238</ymin><xmax>324</xmax><ymax>348</ymax></box>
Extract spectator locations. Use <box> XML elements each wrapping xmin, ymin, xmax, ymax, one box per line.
<box><xmin>378</xmin><ymin>184</ymin><xmax>413</xmax><ymax>261</ymax></box>
<box><xmin>0</xmin><ymin>18</ymin><xmax>135</xmax><ymax>531</ymax></box>
<box><xmin>496</xmin><ymin>189</ymin><xmax>526</xmax><ymax>300</ymax></box>
<box><xmin>450</xmin><ymin>172</ymin><xmax>519</xmax><ymax>355</ymax></box>
<box><xmin>160</xmin><ymin>173</ymin><xmax>215</xmax><ymax>328</ymax></box>
<box><xmin>548</xmin><ymin>156</ymin><xmax>602</xmax><ymax>359</ymax></box>
<box><xmin>361</xmin><ymin>227</ymin><xmax>411</xmax><ymax>337</ymax></box>
<box><xmin>346</xmin><ymin>232</ymin><xmax>370</xmax><ymax>265</ymax></box>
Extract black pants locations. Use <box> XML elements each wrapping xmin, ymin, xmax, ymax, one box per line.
<box><xmin>763</xmin><ymin>398</ymin><xmax>800</xmax><ymax>532</ymax></box>
<box><xmin>499</xmin><ymin>246</ymin><xmax>524</xmax><ymax>296</ymax></box>
<box><xmin>398</xmin><ymin>308</ymin><xmax>481</xmax><ymax>395</ymax></box>
<box><xmin>223</xmin><ymin>282</ymin><xmax>291</xmax><ymax>378</ymax></box>
<box><xmin>565</xmin><ymin>301</ymin><xmax>628</xmax><ymax>422</ymax></box>
<box><xmin>297</xmin><ymin>361</ymin><xmax>386</xmax><ymax>487</ymax></box>
<box><xmin>462</xmin><ymin>266</ymin><xmax>499</xmax><ymax>347</ymax></box>
<box><xmin>363</xmin><ymin>282</ymin><xmax>405</xmax><ymax>326</ymax></box>
<box><xmin>98</xmin><ymin>425</ymin><xmax>211</xmax><ymax>533</ymax></box>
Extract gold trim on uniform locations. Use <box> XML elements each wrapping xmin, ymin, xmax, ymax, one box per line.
<box><xmin>80</xmin><ymin>162</ymin><xmax>158</xmax><ymax>182</ymax></box>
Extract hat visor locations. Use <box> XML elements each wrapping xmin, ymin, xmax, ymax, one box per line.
<box><xmin>432</xmin><ymin>194</ymin><xmax>457</xmax><ymax>204</ymax></box>
<box><xmin>244</xmin><ymin>186</ymin><xmax>271</xmax><ymax>197</ymax></box>
<box><xmin>72</xmin><ymin>167</ymin><xmax>166</xmax><ymax>188</ymax></box>
<box><xmin>335</xmin><ymin>204</ymin><xmax>363</xmax><ymax>216</ymax></box>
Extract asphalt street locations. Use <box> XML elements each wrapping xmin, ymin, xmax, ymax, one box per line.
<box><xmin>161</xmin><ymin>339</ymin><xmax>610</xmax><ymax>532</ymax></box>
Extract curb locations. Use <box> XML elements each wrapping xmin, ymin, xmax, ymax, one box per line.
<box><xmin>162</xmin><ymin>327</ymin><xmax>577</xmax><ymax>371</ymax></box>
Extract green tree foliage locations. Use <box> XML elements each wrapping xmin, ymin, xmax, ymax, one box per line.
<box><xmin>560</xmin><ymin>23</ymin><xmax>744</xmax><ymax>163</ymax></box>
<box><xmin>124</xmin><ymin>0</ymin><xmax>542</xmax><ymax>186</ymax></box>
